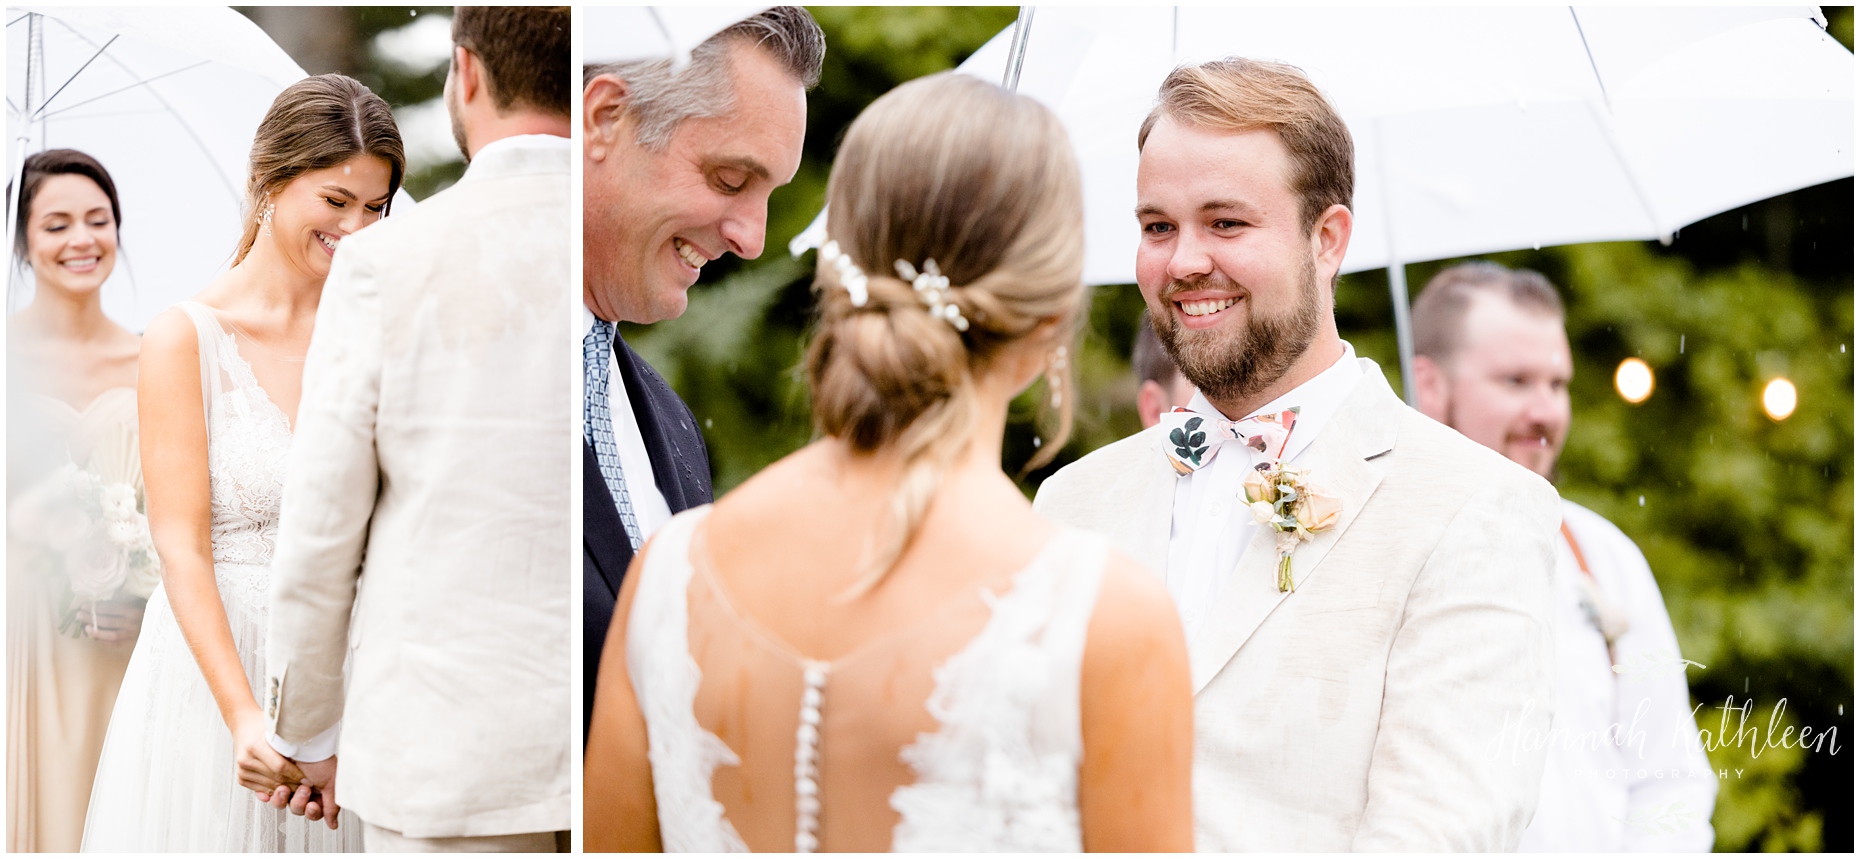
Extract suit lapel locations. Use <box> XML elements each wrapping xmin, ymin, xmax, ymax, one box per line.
<box><xmin>610</xmin><ymin>333</ymin><xmax>702</xmax><ymax>511</ymax></box>
<box><xmin>1187</xmin><ymin>366</ymin><xmax>1401</xmax><ymax>693</ymax></box>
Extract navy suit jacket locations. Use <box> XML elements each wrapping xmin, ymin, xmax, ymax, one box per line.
<box><xmin>584</xmin><ymin>332</ymin><xmax>712</xmax><ymax>741</ymax></box>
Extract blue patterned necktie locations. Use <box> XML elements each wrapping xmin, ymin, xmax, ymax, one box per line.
<box><xmin>584</xmin><ymin>318</ymin><xmax>643</xmax><ymax>550</ymax></box>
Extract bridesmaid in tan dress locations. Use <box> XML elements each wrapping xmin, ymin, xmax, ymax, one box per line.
<box><xmin>6</xmin><ymin>149</ymin><xmax>151</xmax><ymax>852</ymax></box>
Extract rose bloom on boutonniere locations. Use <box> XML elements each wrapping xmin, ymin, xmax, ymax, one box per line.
<box><xmin>1242</xmin><ymin>462</ymin><xmax>1341</xmax><ymax>592</ymax></box>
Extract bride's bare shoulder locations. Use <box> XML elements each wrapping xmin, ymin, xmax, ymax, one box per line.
<box><xmin>709</xmin><ymin>443</ymin><xmax>830</xmax><ymax>512</ymax></box>
<box><xmin>135</xmin><ymin>308</ymin><xmax>207</xmax><ymax>402</ymax></box>
<box><xmin>138</xmin><ymin>307</ymin><xmax>202</xmax><ymax>361</ymax></box>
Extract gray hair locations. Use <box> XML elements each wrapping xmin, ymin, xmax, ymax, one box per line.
<box><xmin>583</xmin><ymin>6</ymin><xmax>824</xmax><ymax>151</ymax></box>
<box><xmin>1412</xmin><ymin>261</ymin><xmax>1565</xmax><ymax>365</ymax></box>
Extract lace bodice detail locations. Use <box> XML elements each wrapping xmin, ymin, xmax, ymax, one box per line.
<box><xmin>628</xmin><ymin>507</ymin><xmax>1106</xmax><ymax>852</ymax></box>
<box><xmin>175</xmin><ymin>302</ymin><xmax>293</xmax><ymax>602</ymax></box>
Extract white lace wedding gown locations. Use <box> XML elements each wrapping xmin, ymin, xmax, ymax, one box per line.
<box><xmin>80</xmin><ymin>302</ymin><xmax>362</xmax><ymax>852</ymax></box>
<box><xmin>630</xmin><ymin>506</ymin><xmax>1107</xmax><ymax>852</ymax></box>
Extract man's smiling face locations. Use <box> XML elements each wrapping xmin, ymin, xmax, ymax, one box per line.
<box><xmin>585</xmin><ymin>41</ymin><xmax>807</xmax><ymax>324</ymax></box>
<box><xmin>1134</xmin><ymin>118</ymin><xmax>1338</xmax><ymax>409</ymax></box>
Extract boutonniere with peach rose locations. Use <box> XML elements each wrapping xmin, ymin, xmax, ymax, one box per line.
<box><xmin>1242</xmin><ymin>462</ymin><xmax>1342</xmax><ymax>593</ymax></box>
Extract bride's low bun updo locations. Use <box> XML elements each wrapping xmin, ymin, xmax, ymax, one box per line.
<box><xmin>806</xmin><ymin>73</ymin><xmax>1084</xmax><ymax>590</ymax></box>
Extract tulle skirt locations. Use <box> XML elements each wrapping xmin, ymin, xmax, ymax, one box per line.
<box><xmin>80</xmin><ymin>564</ymin><xmax>363</xmax><ymax>852</ymax></box>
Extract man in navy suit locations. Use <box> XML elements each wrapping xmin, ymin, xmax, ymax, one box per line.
<box><xmin>579</xmin><ymin>8</ymin><xmax>824</xmax><ymax>739</ymax></box>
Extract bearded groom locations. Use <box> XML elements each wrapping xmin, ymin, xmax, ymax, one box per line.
<box><xmin>1034</xmin><ymin>59</ymin><xmax>1561</xmax><ymax>851</ymax></box>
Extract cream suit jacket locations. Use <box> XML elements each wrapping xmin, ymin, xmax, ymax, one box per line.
<box><xmin>1035</xmin><ymin>362</ymin><xmax>1560</xmax><ymax>851</ymax></box>
<box><xmin>265</xmin><ymin>139</ymin><xmax>570</xmax><ymax>838</ymax></box>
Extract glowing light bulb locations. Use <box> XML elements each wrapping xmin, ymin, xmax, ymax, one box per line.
<box><xmin>1614</xmin><ymin>358</ymin><xmax>1654</xmax><ymax>404</ymax></box>
<box><xmin>1762</xmin><ymin>377</ymin><xmax>1797</xmax><ymax>421</ymax></box>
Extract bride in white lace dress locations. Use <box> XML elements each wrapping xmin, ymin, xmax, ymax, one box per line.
<box><xmin>585</xmin><ymin>73</ymin><xmax>1194</xmax><ymax>852</ymax></box>
<box><xmin>81</xmin><ymin>75</ymin><xmax>403</xmax><ymax>852</ymax></box>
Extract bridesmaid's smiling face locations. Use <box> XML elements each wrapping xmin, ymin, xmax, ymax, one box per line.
<box><xmin>25</xmin><ymin>173</ymin><xmax>118</xmax><ymax>298</ymax></box>
<box><xmin>267</xmin><ymin>155</ymin><xmax>393</xmax><ymax>280</ymax></box>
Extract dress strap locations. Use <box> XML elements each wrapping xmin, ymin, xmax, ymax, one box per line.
<box><xmin>170</xmin><ymin>301</ymin><xmax>231</xmax><ymax>430</ymax></box>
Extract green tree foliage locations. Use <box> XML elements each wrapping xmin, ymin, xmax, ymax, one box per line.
<box><xmin>623</xmin><ymin>7</ymin><xmax>1852</xmax><ymax>849</ymax></box>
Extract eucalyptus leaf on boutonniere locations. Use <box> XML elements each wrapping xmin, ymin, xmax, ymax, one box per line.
<box><xmin>1243</xmin><ymin>461</ymin><xmax>1341</xmax><ymax>592</ymax></box>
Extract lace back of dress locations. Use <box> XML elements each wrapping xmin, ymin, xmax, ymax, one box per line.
<box><xmin>631</xmin><ymin>507</ymin><xmax>1108</xmax><ymax>853</ymax></box>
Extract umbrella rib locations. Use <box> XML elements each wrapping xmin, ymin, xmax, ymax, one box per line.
<box><xmin>33</xmin><ymin>60</ymin><xmax>211</xmax><ymax>121</ymax></box>
<box><xmin>1586</xmin><ymin>100</ymin><xmax>1667</xmax><ymax>242</ymax></box>
<box><xmin>34</xmin><ymin>34</ymin><xmax>119</xmax><ymax>118</ymax></box>
<box><xmin>6</xmin><ymin>12</ymin><xmax>27</xmax><ymax>28</ymax></box>
<box><xmin>1568</xmin><ymin>7</ymin><xmax>1611</xmax><ymax>112</ymax></box>
<box><xmin>35</xmin><ymin>27</ymin><xmax>244</xmax><ymax>206</ymax></box>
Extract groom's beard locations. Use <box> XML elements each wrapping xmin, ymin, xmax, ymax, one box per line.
<box><xmin>1153</xmin><ymin>253</ymin><xmax>1323</xmax><ymax>409</ymax></box>
<box><xmin>447</xmin><ymin>86</ymin><xmax>471</xmax><ymax>164</ymax></box>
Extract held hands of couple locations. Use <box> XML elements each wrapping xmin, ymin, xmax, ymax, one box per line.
<box><xmin>262</xmin><ymin>756</ymin><xmax>341</xmax><ymax>830</ymax></box>
<box><xmin>231</xmin><ymin>710</ymin><xmax>341</xmax><ymax>829</ymax></box>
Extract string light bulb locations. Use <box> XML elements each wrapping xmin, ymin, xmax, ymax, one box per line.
<box><xmin>1761</xmin><ymin>377</ymin><xmax>1797</xmax><ymax>421</ymax></box>
<box><xmin>1614</xmin><ymin>358</ymin><xmax>1654</xmax><ymax>404</ymax></box>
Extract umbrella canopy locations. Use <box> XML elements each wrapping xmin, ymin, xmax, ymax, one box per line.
<box><xmin>794</xmin><ymin>7</ymin><xmax>1851</xmax><ymax>399</ymax></box>
<box><xmin>955</xmin><ymin>6</ymin><xmax>1851</xmax><ymax>286</ymax></box>
<box><xmin>7</xmin><ymin>6</ymin><xmax>306</xmax><ymax>330</ymax></box>
<box><xmin>7</xmin><ymin>6</ymin><xmax>418</xmax><ymax>332</ymax></box>
<box><xmin>582</xmin><ymin>6</ymin><xmax>768</xmax><ymax>69</ymax></box>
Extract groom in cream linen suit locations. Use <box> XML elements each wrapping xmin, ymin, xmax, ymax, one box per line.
<box><xmin>1035</xmin><ymin>59</ymin><xmax>1561</xmax><ymax>851</ymax></box>
<box><xmin>262</xmin><ymin>9</ymin><xmax>571</xmax><ymax>851</ymax></box>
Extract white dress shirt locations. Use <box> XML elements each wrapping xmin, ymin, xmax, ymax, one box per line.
<box><xmin>1166</xmin><ymin>341</ymin><xmax>1361</xmax><ymax>639</ymax></box>
<box><xmin>581</xmin><ymin>305</ymin><xmax>674</xmax><ymax>543</ymax></box>
<box><xmin>1519</xmin><ymin>500</ymin><xmax>1717</xmax><ymax>851</ymax></box>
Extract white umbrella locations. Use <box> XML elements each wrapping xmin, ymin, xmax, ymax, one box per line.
<box><xmin>7</xmin><ymin>6</ymin><xmax>419</xmax><ymax>332</ymax></box>
<box><xmin>795</xmin><ymin>7</ymin><xmax>1853</xmax><ymax>400</ymax></box>
<box><xmin>581</xmin><ymin>6</ymin><xmax>768</xmax><ymax>69</ymax></box>
<box><xmin>6</xmin><ymin>6</ymin><xmax>306</xmax><ymax>331</ymax></box>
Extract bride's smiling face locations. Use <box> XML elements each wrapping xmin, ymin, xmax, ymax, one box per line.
<box><xmin>266</xmin><ymin>155</ymin><xmax>393</xmax><ymax>278</ymax></box>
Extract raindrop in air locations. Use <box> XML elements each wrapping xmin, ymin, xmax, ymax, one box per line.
<box><xmin>1679</xmin><ymin>335</ymin><xmax>1685</xmax><ymax>354</ymax></box>
<box><xmin>1032</xmin><ymin>436</ymin><xmax>1042</xmax><ymax>449</ymax></box>
<box><xmin>1638</xmin><ymin>495</ymin><xmax>1645</xmax><ymax>507</ymax></box>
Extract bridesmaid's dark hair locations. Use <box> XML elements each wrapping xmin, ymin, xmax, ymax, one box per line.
<box><xmin>9</xmin><ymin>148</ymin><xmax>122</xmax><ymax>261</ymax></box>
<box><xmin>233</xmin><ymin>74</ymin><xmax>405</xmax><ymax>265</ymax></box>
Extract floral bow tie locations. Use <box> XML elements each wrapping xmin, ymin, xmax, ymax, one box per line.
<box><xmin>1161</xmin><ymin>407</ymin><xmax>1299</xmax><ymax>476</ymax></box>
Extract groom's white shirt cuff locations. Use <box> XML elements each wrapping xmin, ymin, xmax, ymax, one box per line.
<box><xmin>268</xmin><ymin>722</ymin><xmax>340</xmax><ymax>763</ymax></box>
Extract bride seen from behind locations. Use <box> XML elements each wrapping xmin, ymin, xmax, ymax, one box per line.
<box><xmin>585</xmin><ymin>72</ymin><xmax>1194</xmax><ymax>852</ymax></box>
<box><xmin>81</xmin><ymin>73</ymin><xmax>402</xmax><ymax>852</ymax></box>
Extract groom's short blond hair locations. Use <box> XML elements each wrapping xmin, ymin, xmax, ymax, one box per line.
<box><xmin>1139</xmin><ymin>58</ymin><xmax>1355</xmax><ymax>235</ymax></box>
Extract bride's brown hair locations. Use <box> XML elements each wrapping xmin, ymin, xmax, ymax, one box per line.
<box><xmin>807</xmin><ymin>73</ymin><xmax>1084</xmax><ymax>593</ymax></box>
<box><xmin>232</xmin><ymin>74</ymin><xmax>405</xmax><ymax>265</ymax></box>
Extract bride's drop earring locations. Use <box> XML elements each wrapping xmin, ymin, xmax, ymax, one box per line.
<box><xmin>261</xmin><ymin>200</ymin><xmax>275</xmax><ymax>238</ymax></box>
<box><xmin>1046</xmin><ymin>345</ymin><xmax>1068</xmax><ymax>410</ymax></box>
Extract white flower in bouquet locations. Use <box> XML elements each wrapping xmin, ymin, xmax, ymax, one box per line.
<box><xmin>123</xmin><ymin>549</ymin><xmax>164</xmax><ymax>599</ymax></box>
<box><xmin>39</xmin><ymin>491</ymin><xmax>94</xmax><ymax>552</ymax></box>
<box><xmin>67</xmin><ymin>529</ymin><xmax>130</xmax><ymax>603</ymax></box>
<box><xmin>105</xmin><ymin>516</ymin><xmax>144</xmax><ymax>546</ymax></box>
<box><xmin>99</xmin><ymin>482</ymin><xmax>138</xmax><ymax>519</ymax></box>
